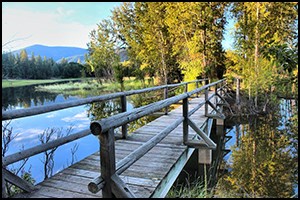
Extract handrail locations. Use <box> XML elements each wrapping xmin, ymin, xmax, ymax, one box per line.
<box><xmin>2</xmin><ymin>79</ymin><xmax>208</xmax><ymax>120</ymax></box>
<box><xmin>2</xmin><ymin>78</ymin><xmax>209</xmax><ymax>166</ymax></box>
<box><xmin>88</xmin><ymin>78</ymin><xmax>226</xmax><ymax>195</ymax></box>
<box><xmin>2</xmin><ymin>77</ymin><xmax>226</xmax><ymax>198</ymax></box>
<box><xmin>2</xmin><ymin>129</ymin><xmax>91</xmax><ymax>166</ymax></box>
<box><xmin>90</xmin><ymin>79</ymin><xmax>225</xmax><ymax>135</ymax></box>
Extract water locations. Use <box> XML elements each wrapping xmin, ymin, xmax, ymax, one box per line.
<box><xmin>217</xmin><ymin>98</ymin><xmax>298</xmax><ymax>198</ymax></box>
<box><xmin>2</xmin><ymin>82</ymin><xmax>152</xmax><ymax>184</ymax></box>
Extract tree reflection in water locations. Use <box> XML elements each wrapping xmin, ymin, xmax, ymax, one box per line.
<box><xmin>215</xmin><ymin>99</ymin><xmax>298</xmax><ymax>198</ymax></box>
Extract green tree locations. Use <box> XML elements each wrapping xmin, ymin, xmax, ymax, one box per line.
<box><xmin>85</xmin><ymin>19</ymin><xmax>120</xmax><ymax>83</ymax></box>
<box><xmin>165</xmin><ymin>2</ymin><xmax>228</xmax><ymax>82</ymax></box>
<box><xmin>229</xmin><ymin>2</ymin><xmax>298</xmax><ymax>107</ymax></box>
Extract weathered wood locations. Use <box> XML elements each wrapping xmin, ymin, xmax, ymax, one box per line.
<box><xmin>205</xmin><ymin>88</ymin><xmax>209</xmax><ymax>116</ymax></box>
<box><xmin>2</xmin><ymin>168</ymin><xmax>35</xmax><ymax>192</ymax></box>
<box><xmin>99</xmin><ymin>128</ymin><xmax>116</xmax><ymax>198</ymax></box>
<box><xmin>8</xmin><ymin>80</ymin><xmax>224</xmax><ymax>198</ymax></box>
<box><xmin>121</xmin><ymin>95</ymin><xmax>127</xmax><ymax>139</ymax></box>
<box><xmin>187</xmin><ymin>118</ymin><xmax>216</xmax><ymax>149</ymax></box>
<box><xmin>183</xmin><ymin>97</ymin><xmax>189</xmax><ymax>144</ymax></box>
<box><xmin>2</xmin><ymin>167</ymin><xmax>7</xmax><ymax>198</ymax></box>
<box><xmin>164</xmin><ymin>87</ymin><xmax>168</xmax><ymax>115</ymax></box>
<box><xmin>111</xmin><ymin>174</ymin><xmax>136</xmax><ymax>198</ymax></box>
<box><xmin>3</xmin><ymin>129</ymin><xmax>91</xmax><ymax>166</ymax></box>
<box><xmin>89</xmin><ymin>117</ymin><xmax>184</xmax><ymax>194</ymax></box>
<box><xmin>150</xmin><ymin>147</ymin><xmax>195</xmax><ymax>198</ymax></box>
<box><xmin>90</xmin><ymin>79</ymin><xmax>225</xmax><ymax>135</ymax></box>
<box><xmin>185</xmin><ymin>140</ymin><xmax>212</xmax><ymax>148</ymax></box>
<box><xmin>2</xmin><ymin>79</ymin><xmax>207</xmax><ymax>120</ymax></box>
<box><xmin>207</xmin><ymin>101</ymin><xmax>226</xmax><ymax>119</ymax></box>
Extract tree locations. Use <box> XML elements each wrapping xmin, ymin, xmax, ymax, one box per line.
<box><xmin>85</xmin><ymin>19</ymin><xmax>120</xmax><ymax>83</ymax></box>
<box><xmin>229</xmin><ymin>2</ymin><xmax>298</xmax><ymax>107</ymax></box>
<box><xmin>165</xmin><ymin>2</ymin><xmax>228</xmax><ymax>82</ymax></box>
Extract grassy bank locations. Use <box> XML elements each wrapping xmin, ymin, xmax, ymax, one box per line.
<box><xmin>2</xmin><ymin>78</ymin><xmax>93</xmax><ymax>88</ymax></box>
<box><xmin>34</xmin><ymin>78</ymin><xmax>154</xmax><ymax>95</ymax></box>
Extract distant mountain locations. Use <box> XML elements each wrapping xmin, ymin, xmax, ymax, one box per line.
<box><xmin>12</xmin><ymin>44</ymin><xmax>129</xmax><ymax>64</ymax></box>
<box><xmin>12</xmin><ymin>44</ymin><xmax>88</xmax><ymax>63</ymax></box>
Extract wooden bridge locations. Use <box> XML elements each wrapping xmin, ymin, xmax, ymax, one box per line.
<box><xmin>2</xmin><ymin>79</ymin><xmax>229</xmax><ymax>198</ymax></box>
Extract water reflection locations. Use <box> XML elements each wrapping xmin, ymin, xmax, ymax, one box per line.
<box><xmin>2</xmin><ymin>84</ymin><xmax>83</xmax><ymax>111</ymax></box>
<box><xmin>215</xmin><ymin>99</ymin><xmax>298</xmax><ymax>198</ymax></box>
<box><xmin>2</xmin><ymin>81</ymin><xmax>166</xmax><ymax>186</ymax></box>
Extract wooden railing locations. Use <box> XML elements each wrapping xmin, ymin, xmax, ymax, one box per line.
<box><xmin>2</xmin><ymin>78</ymin><xmax>215</xmax><ymax>197</ymax></box>
<box><xmin>88</xmin><ymin>79</ymin><xmax>227</xmax><ymax>197</ymax></box>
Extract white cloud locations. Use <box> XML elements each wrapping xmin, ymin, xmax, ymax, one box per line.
<box><xmin>61</xmin><ymin>111</ymin><xmax>89</xmax><ymax>123</ymax></box>
<box><xmin>2</xmin><ymin>7</ymin><xmax>96</xmax><ymax>51</ymax></box>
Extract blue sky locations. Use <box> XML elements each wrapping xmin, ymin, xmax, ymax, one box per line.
<box><xmin>2</xmin><ymin>2</ymin><xmax>234</xmax><ymax>52</ymax></box>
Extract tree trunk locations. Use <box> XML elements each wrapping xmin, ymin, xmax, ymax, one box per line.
<box><xmin>254</xmin><ymin>2</ymin><xmax>260</xmax><ymax>108</ymax></box>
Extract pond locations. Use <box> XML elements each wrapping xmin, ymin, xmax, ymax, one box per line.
<box><xmin>2</xmin><ymin>81</ymin><xmax>162</xmax><ymax>185</ymax></box>
<box><xmin>215</xmin><ymin>98</ymin><xmax>298</xmax><ymax>198</ymax></box>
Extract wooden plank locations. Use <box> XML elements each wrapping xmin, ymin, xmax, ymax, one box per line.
<box><xmin>31</xmin><ymin>184</ymin><xmax>99</xmax><ymax>198</ymax></box>
<box><xmin>38</xmin><ymin>178</ymin><xmax>99</xmax><ymax>197</ymax></box>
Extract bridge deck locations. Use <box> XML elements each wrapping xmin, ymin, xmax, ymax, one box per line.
<box><xmin>15</xmin><ymin>92</ymin><xmax>215</xmax><ymax>198</ymax></box>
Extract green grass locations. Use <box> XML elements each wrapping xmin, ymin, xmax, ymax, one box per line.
<box><xmin>167</xmin><ymin>176</ymin><xmax>212</xmax><ymax>198</ymax></box>
<box><xmin>2</xmin><ymin>78</ymin><xmax>93</xmax><ymax>88</ymax></box>
<box><xmin>34</xmin><ymin>78</ymin><xmax>155</xmax><ymax>95</ymax></box>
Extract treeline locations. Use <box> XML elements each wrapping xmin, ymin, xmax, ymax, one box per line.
<box><xmin>86</xmin><ymin>2</ymin><xmax>229</xmax><ymax>84</ymax></box>
<box><xmin>2</xmin><ymin>49</ymin><xmax>88</xmax><ymax>79</ymax></box>
<box><xmin>86</xmin><ymin>2</ymin><xmax>298</xmax><ymax>102</ymax></box>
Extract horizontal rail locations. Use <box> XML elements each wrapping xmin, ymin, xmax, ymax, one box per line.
<box><xmin>88</xmin><ymin>79</ymin><xmax>226</xmax><ymax>193</ymax></box>
<box><xmin>3</xmin><ymin>129</ymin><xmax>91</xmax><ymax>166</ymax></box>
<box><xmin>88</xmin><ymin>117</ymin><xmax>184</xmax><ymax>193</ymax></box>
<box><xmin>90</xmin><ymin>79</ymin><xmax>225</xmax><ymax>135</ymax></box>
<box><xmin>2</xmin><ymin>79</ymin><xmax>208</xmax><ymax>120</ymax></box>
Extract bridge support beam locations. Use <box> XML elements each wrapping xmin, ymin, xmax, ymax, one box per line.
<box><xmin>216</xmin><ymin>118</ymin><xmax>224</xmax><ymax>136</ymax></box>
<box><xmin>198</xmin><ymin>149</ymin><xmax>212</xmax><ymax>164</ymax></box>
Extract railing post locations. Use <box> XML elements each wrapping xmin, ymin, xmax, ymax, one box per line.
<box><xmin>2</xmin><ymin>165</ymin><xmax>7</xmax><ymax>198</ymax></box>
<box><xmin>121</xmin><ymin>95</ymin><xmax>127</xmax><ymax>139</ymax></box>
<box><xmin>196</xmin><ymin>81</ymin><xmax>199</xmax><ymax>98</ymax></box>
<box><xmin>205</xmin><ymin>87</ymin><xmax>208</xmax><ymax>116</ymax></box>
<box><xmin>183</xmin><ymin>97</ymin><xmax>189</xmax><ymax>144</ymax></box>
<box><xmin>215</xmin><ymin>83</ymin><xmax>218</xmax><ymax>105</ymax></box>
<box><xmin>99</xmin><ymin>128</ymin><xmax>116</xmax><ymax>198</ymax></box>
<box><xmin>205</xmin><ymin>78</ymin><xmax>209</xmax><ymax>86</ymax></box>
<box><xmin>184</xmin><ymin>83</ymin><xmax>188</xmax><ymax>93</ymax></box>
<box><xmin>164</xmin><ymin>87</ymin><xmax>168</xmax><ymax>115</ymax></box>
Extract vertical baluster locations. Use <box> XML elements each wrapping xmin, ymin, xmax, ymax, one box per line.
<box><xmin>183</xmin><ymin>97</ymin><xmax>188</xmax><ymax>144</ymax></box>
<box><xmin>164</xmin><ymin>87</ymin><xmax>168</xmax><ymax>115</ymax></box>
<box><xmin>121</xmin><ymin>95</ymin><xmax>127</xmax><ymax>139</ymax></box>
<box><xmin>205</xmin><ymin>87</ymin><xmax>208</xmax><ymax>116</ymax></box>
<box><xmin>99</xmin><ymin>128</ymin><xmax>116</xmax><ymax>198</ymax></box>
<box><xmin>196</xmin><ymin>81</ymin><xmax>199</xmax><ymax>98</ymax></box>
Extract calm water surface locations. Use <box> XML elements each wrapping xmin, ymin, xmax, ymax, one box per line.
<box><xmin>2</xmin><ymin>83</ymin><xmax>136</xmax><ymax>184</ymax></box>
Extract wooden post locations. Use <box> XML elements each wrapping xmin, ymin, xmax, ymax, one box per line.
<box><xmin>2</xmin><ymin>167</ymin><xmax>7</xmax><ymax>198</ymax></box>
<box><xmin>184</xmin><ymin>83</ymin><xmax>188</xmax><ymax>93</ymax></box>
<box><xmin>216</xmin><ymin>118</ymin><xmax>224</xmax><ymax>136</ymax></box>
<box><xmin>183</xmin><ymin>97</ymin><xmax>188</xmax><ymax>144</ymax></box>
<box><xmin>120</xmin><ymin>95</ymin><xmax>127</xmax><ymax>139</ymax></box>
<box><xmin>205</xmin><ymin>79</ymin><xmax>209</xmax><ymax>87</ymax></box>
<box><xmin>99</xmin><ymin>128</ymin><xmax>116</xmax><ymax>198</ymax></box>
<box><xmin>215</xmin><ymin>83</ymin><xmax>218</xmax><ymax>105</ymax></box>
<box><xmin>164</xmin><ymin>87</ymin><xmax>168</xmax><ymax>115</ymax></box>
<box><xmin>205</xmin><ymin>88</ymin><xmax>208</xmax><ymax>116</ymax></box>
<box><xmin>196</xmin><ymin>81</ymin><xmax>199</xmax><ymax>97</ymax></box>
